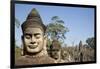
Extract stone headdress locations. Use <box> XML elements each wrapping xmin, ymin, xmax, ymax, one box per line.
<box><xmin>50</xmin><ymin>40</ymin><xmax>61</xmax><ymax>50</ymax></box>
<box><xmin>21</xmin><ymin>8</ymin><xmax>47</xmax><ymax>56</ymax></box>
<box><xmin>21</xmin><ymin>8</ymin><xmax>46</xmax><ymax>34</ymax></box>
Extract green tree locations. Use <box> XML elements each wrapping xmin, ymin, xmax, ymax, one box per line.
<box><xmin>15</xmin><ymin>17</ymin><xmax>20</xmax><ymax>47</ymax></box>
<box><xmin>15</xmin><ymin>17</ymin><xmax>20</xmax><ymax>28</ymax></box>
<box><xmin>86</xmin><ymin>37</ymin><xmax>95</xmax><ymax>49</ymax></box>
<box><xmin>46</xmin><ymin>16</ymin><xmax>69</xmax><ymax>42</ymax></box>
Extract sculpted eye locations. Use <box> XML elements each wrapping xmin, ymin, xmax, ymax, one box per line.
<box><xmin>36</xmin><ymin>35</ymin><xmax>41</xmax><ymax>39</ymax></box>
<box><xmin>34</xmin><ymin>33</ymin><xmax>43</xmax><ymax>39</ymax></box>
<box><xmin>25</xmin><ymin>35</ymin><xmax>31</xmax><ymax>39</ymax></box>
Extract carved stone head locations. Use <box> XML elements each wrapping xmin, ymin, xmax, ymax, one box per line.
<box><xmin>50</xmin><ymin>40</ymin><xmax>61</xmax><ymax>60</ymax></box>
<box><xmin>21</xmin><ymin>8</ymin><xmax>46</xmax><ymax>55</ymax></box>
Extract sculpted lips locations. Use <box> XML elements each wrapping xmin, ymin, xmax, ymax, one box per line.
<box><xmin>28</xmin><ymin>45</ymin><xmax>38</xmax><ymax>49</ymax></box>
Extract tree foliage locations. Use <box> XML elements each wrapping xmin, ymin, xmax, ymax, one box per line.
<box><xmin>46</xmin><ymin>16</ymin><xmax>69</xmax><ymax>41</ymax></box>
<box><xmin>15</xmin><ymin>17</ymin><xmax>20</xmax><ymax>28</ymax></box>
<box><xmin>86</xmin><ymin>37</ymin><xmax>95</xmax><ymax>49</ymax></box>
<box><xmin>15</xmin><ymin>17</ymin><xmax>20</xmax><ymax>47</ymax></box>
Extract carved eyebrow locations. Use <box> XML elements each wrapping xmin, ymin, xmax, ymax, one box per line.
<box><xmin>24</xmin><ymin>33</ymin><xmax>31</xmax><ymax>35</ymax></box>
<box><xmin>24</xmin><ymin>33</ymin><xmax>42</xmax><ymax>36</ymax></box>
<box><xmin>34</xmin><ymin>33</ymin><xmax>41</xmax><ymax>36</ymax></box>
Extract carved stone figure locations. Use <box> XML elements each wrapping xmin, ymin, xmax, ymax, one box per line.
<box><xmin>50</xmin><ymin>40</ymin><xmax>65</xmax><ymax>63</ymax></box>
<box><xmin>61</xmin><ymin>50</ymin><xmax>74</xmax><ymax>62</ymax></box>
<box><xmin>15</xmin><ymin>8</ymin><xmax>56</xmax><ymax>66</ymax></box>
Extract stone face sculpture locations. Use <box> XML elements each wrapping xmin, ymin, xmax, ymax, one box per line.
<box><xmin>15</xmin><ymin>8</ymin><xmax>56</xmax><ymax>66</ymax></box>
<box><xmin>49</xmin><ymin>40</ymin><xmax>65</xmax><ymax>63</ymax></box>
<box><xmin>61</xmin><ymin>50</ymin><xmax>74</xmax><ymax>62</ymax></box>
<box><xmin>49</xmin><ymin>40</ymin><xmax>73</xmax><ymax>63</ymax></box>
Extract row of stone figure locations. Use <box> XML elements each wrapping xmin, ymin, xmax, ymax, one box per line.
<box><xmin>15</xmin><ymin>8</ymin><xmax>81</xmax><ymax>66</ymax></box>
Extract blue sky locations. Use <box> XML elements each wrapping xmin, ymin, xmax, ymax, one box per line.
<box><xmin>15</xmin><ymin>3</ymin><xmax>94</xmax><ymax>47</ymax></box>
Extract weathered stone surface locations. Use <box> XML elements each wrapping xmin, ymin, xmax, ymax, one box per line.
<box><xmin>15</xmin><ymin>8</ymin><xmax>55</xmax><ymax>66</ymax></box>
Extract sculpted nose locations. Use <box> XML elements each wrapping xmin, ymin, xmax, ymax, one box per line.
<box><xmin>31</xmin><ymin>36</ymin><xmax>36</xmax><ymax>44</ymax></box>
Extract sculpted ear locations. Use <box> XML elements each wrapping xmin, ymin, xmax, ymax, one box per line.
<box><xmin>21</xmin><ymin>35</ymin><xmax>24</xmax><ymax>41</ymax></box>
<box><xmin>43</xmin><ymin>35</ymin><xmax>47</xmax><ymax>47</ymax></box>
<box><xmin>43</xmin><ymin>35</ymin><xmax>48</xmax><ymax>54</ymax></box>
<box><xmin>21</xmin><ymin>35</ymin><xmax>24</xmax><ymax>46</ymax></box>
<box><xmin>21</xmin><ymin>35</ymin><xmax>25</xmax><ymax>56</ymax></box>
